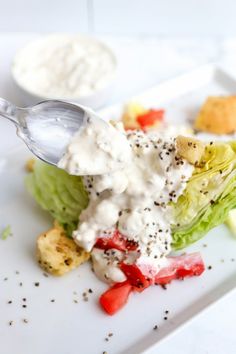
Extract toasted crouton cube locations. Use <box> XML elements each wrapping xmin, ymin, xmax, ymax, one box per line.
<box><xmin>122</xmin><ymin>102</ymin><xmax>147</xmax><ymax>130</ymax></box>
<box><xmin>37</xmin><ymin>227</ymin><xmax>90</xmax><ymax>276</ymax></box>
<box><xmin>176</xmin><ymin>135</ymin><xmax>205</xmax><ymax>165</ymax></box>
<box><xmin>25</xmin><ymin>158</ymin><xmax>35</xmax><ymax>172</ymax></box>
<box><xmin>195</xmin><ymin>96</ymin><xmax>236</xmax><ymax>134</ymax></box>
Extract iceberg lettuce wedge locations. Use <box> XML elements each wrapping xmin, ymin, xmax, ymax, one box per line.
<box><xmin>172</xmin><ymin>141</ymin><xmax>236</xmax><ymax>249</ymax></box>
<box><xmin>26</xmin><ymin>160</ymin><xmax>88</xmax><ymax>236</ymax></box>
<box><xmin>26</xmin><ymin>141</ymin><xmax>236</xmax><ymax>248</ymax></box>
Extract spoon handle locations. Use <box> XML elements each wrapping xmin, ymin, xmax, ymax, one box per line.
<box><xmin>0</xmin><ymin>98</ymin><xmax>19</xmax><ymax>125</ymax></box>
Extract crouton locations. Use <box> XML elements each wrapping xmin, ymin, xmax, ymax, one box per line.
<box><xmin>25</xmin><ymin>158</ymin><xmax>35</xmax><ymax>172</ymax></box>
<box><xmin>194</xmin><ymin>96</ymin><xmax>236</xmax><ymax>134</ymax></box>
<box><xmin>176</xmin><ymin>135</ymin><xmax>205</xmax><ymax>165</ymax></box>
<box><xmin>122</xmin><ymin>102</ymin><xmax>147</xmax><ymax>130</ymax></box>
<box><xmin>37</xmin><ymin>227</ymin><xmax>90</xmax><ymax>276</ymax></box>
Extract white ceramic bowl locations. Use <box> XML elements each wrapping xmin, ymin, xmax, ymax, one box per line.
<box><xmin>11</xmin><ymin>34</ymin><xmax>117</xmax><ymax>109</ymax></box>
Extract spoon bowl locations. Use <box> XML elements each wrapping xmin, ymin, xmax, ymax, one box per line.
<box><xmin>0</xmin><ymin>98</ymin><xmax>96</xmax><ymax>166</ymax></box>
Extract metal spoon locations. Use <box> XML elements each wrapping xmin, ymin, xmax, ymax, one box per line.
<box><xmin>0</xmin><ymin>97</ymin><xmax>101</xmax><ymax>166</ymax></box>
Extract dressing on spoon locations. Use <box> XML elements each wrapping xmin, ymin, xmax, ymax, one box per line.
<box><xmin>58</xmin><ymin>118</ymin><xmax>132</xmax><ymax>175</ymax></box>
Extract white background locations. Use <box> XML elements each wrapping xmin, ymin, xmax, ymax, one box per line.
<box><xmin>0</xmin><ymin>1</ymin><xmax>236</xmax><ymax>354</ymax></box>
<box><xmin>0</xmin><ymin>0</ymin><xmax>235</xmax><ymax>36</ymax></box>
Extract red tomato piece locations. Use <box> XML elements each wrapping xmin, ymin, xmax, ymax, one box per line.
<box><xmin>155</xmin><ymin>252</ymin><xmax>205</xmax><ymax>285</ymax></box>
<box><xmin>120</xmin><ymin>262</ymin><xmax>152</xmax><ymax>292</ymax></box>
<box><xmin>99</xmin><ymin>281</ymin><xmax>133</xmax><ymax>315</ymax></box>
<box><xmin>95</xmin><ymin>230</ymin><xmax>138</xmax><ymax>252</ymax></box>
<box><xmin>136</xmin><ymin>109</ymin><xmax>164</xmax><ymax>128</ymax></box>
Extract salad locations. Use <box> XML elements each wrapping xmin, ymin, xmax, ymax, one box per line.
<box><xmin>26</xmin><ymin>102</ymin><xmax>236</xmax><ymax>315</ymax></box>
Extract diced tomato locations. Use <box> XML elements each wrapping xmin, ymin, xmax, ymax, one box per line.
<box><xmin>136</xmin><ymin>109</ymin><xmax>164</xmax><ymax>128</ymax></box>
<box><xmin>120</xmin><ymin>262</ymin><xmax>152</xmax><ymax>292</ymax></box>
<box><xmin>155</xmin><ymin>252</ymin><xmax>205</xmax><ymax>285</ymax></box>
<box><xmin>95</xmin><ymin>230</ymin><xmax>138</xmax><ymax>252</ymax></box>
<box><xmin>99</xmin><ymin>281</ymin><xmax>133</xmax><ymax>315</ymax></box>
<box><xmin>99</xmin><ymin>253</ymin><xmax>205</xmax><ymax>315</ymax></box>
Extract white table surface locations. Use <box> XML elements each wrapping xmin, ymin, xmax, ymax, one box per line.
<box><xmin>0</xmin><ymin>33</ymin><xmax>236</xmax><ymax>354</ymax></box>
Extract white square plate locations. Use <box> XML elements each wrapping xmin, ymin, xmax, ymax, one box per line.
<box><xmin>1</xmin><ymin>64</ymin><xmax>236</xmax><ymax>354</ymax></box>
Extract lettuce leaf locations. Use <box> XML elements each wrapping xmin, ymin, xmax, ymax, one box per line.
<box><xmin>26</xmin><ymin>141</ymin><xmax>236</xmax><ymax>248</ymax></box>
<box><xmin>225</xmin><ymin>209</ymin><xmax>236</xmax><ymax>237</ymax></box>
<box><xmin>25</xmin><ymin>160</ymin><xmax>88</xmax><ymax>236</ymax></box>
<box><xmin>172</xmin><ymin>141</ymin><xmax>236</xmax><ymax>249</ymax></box>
